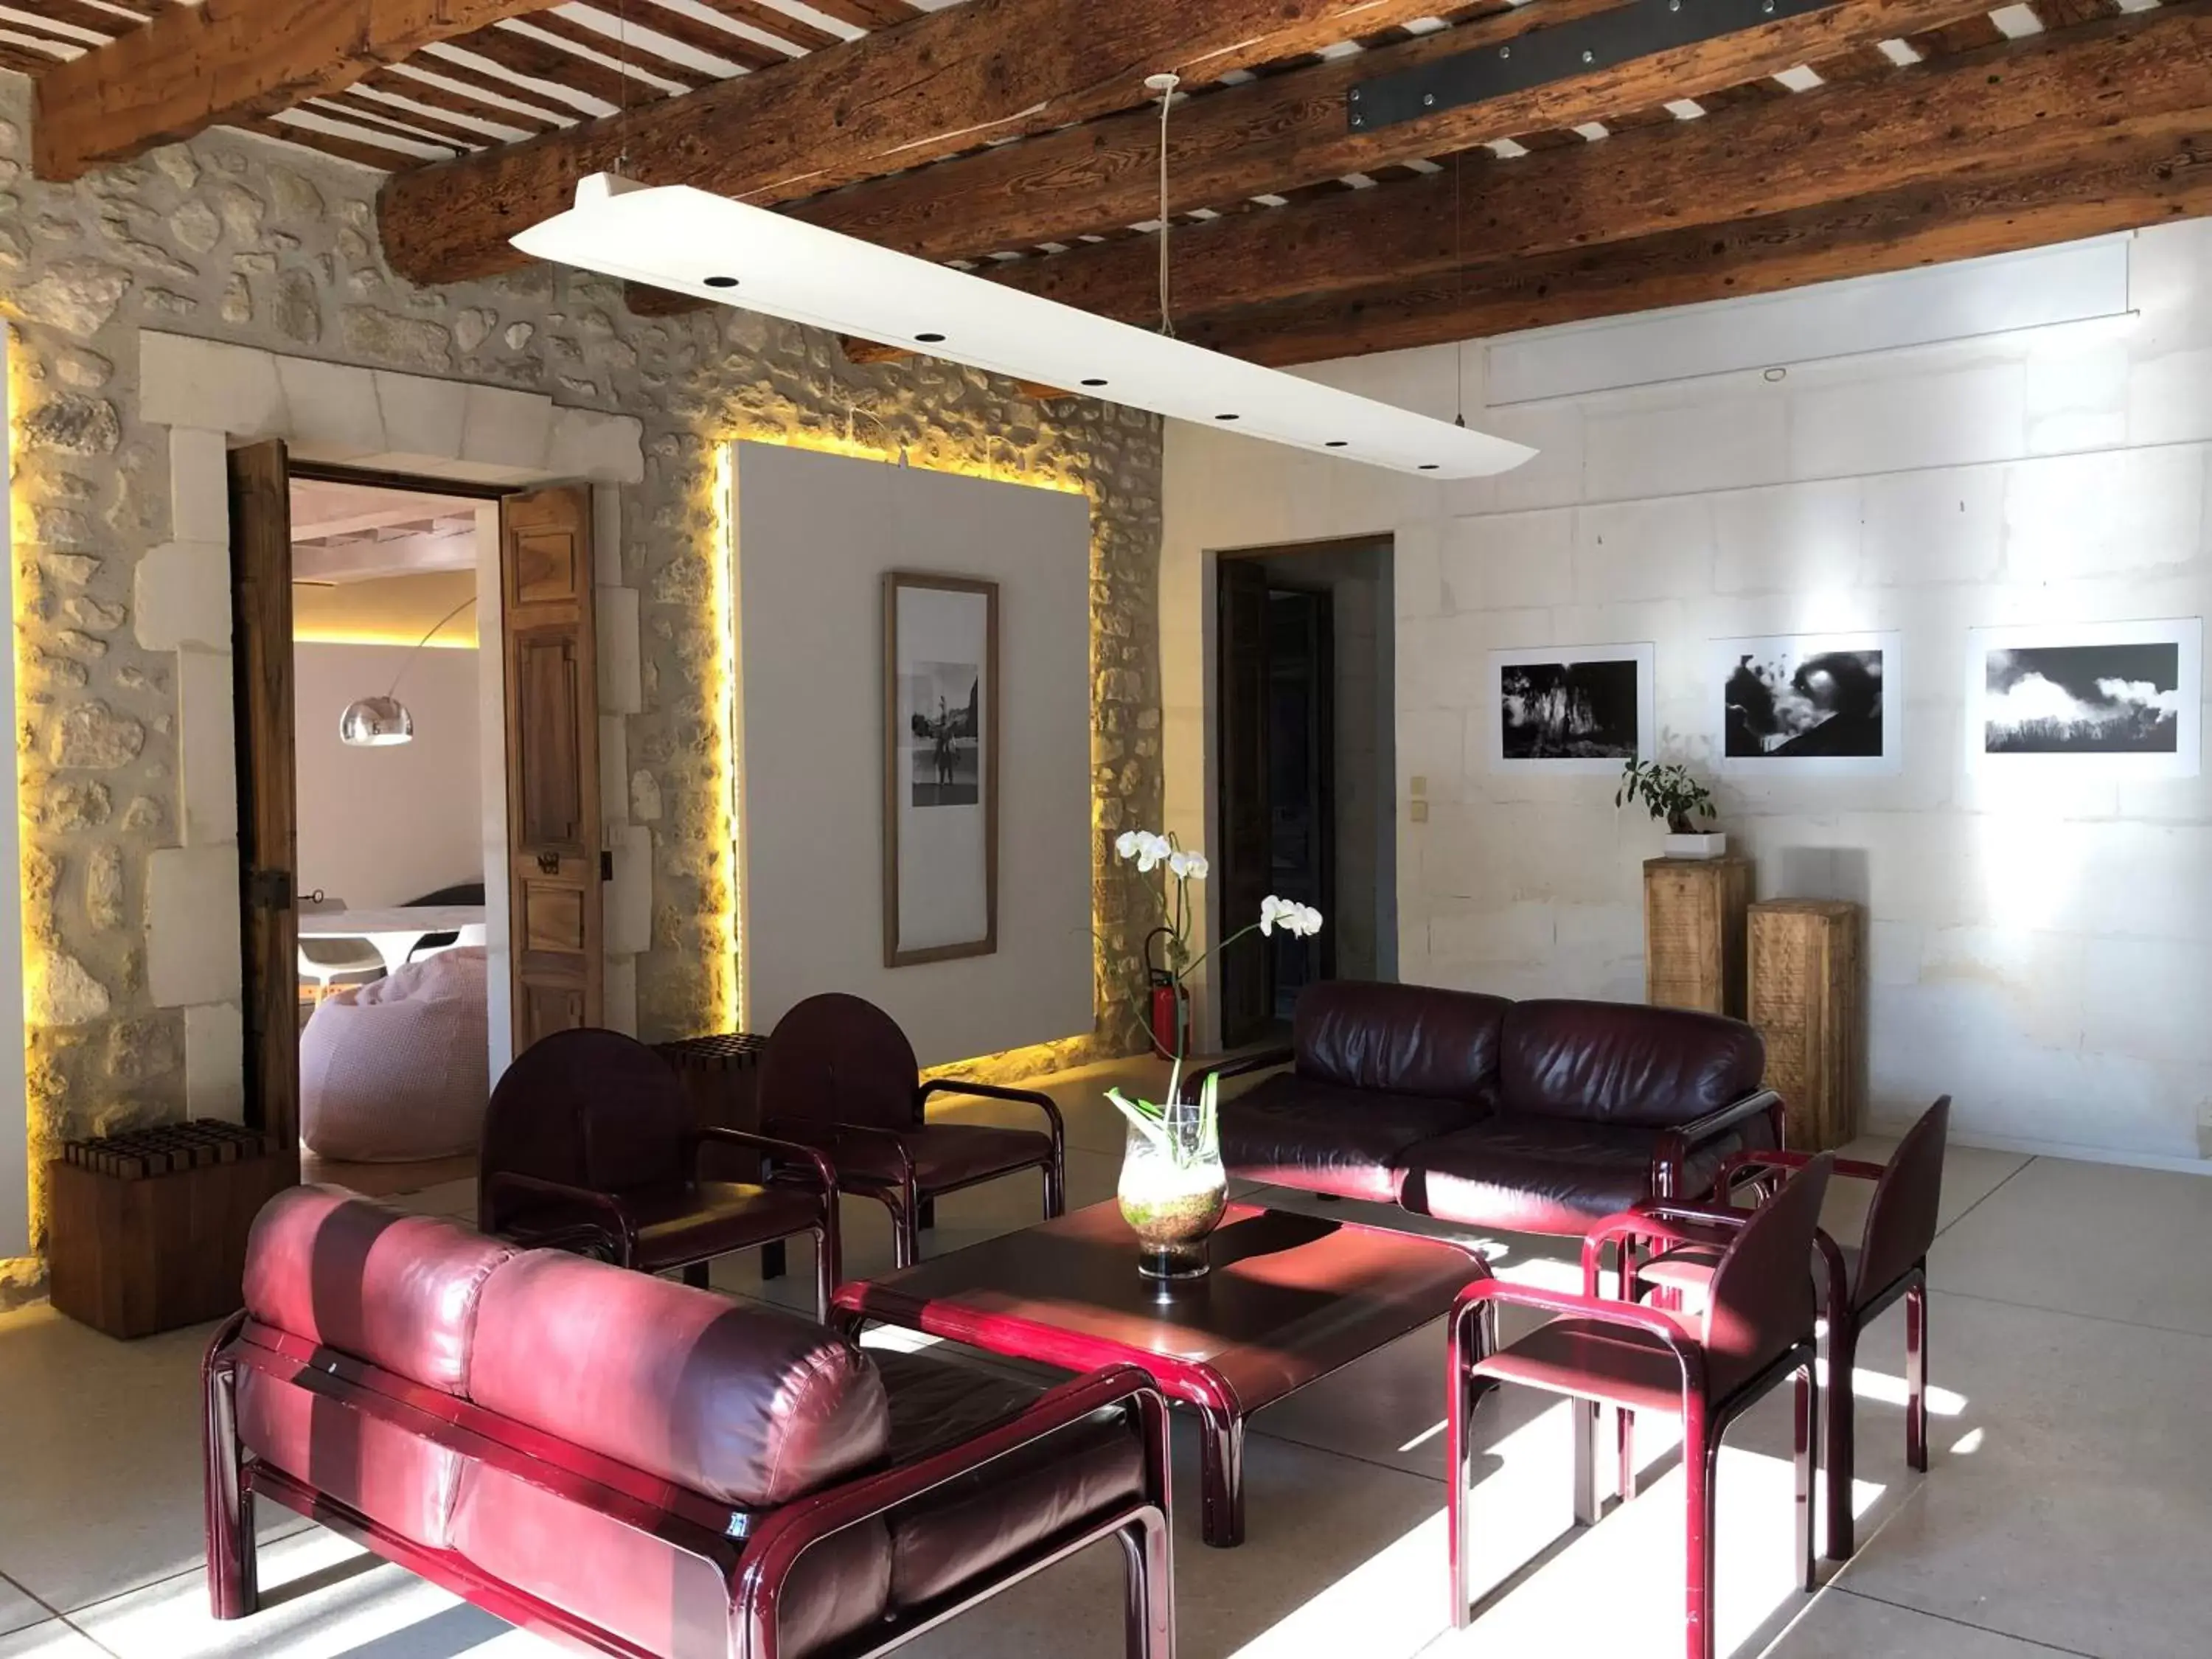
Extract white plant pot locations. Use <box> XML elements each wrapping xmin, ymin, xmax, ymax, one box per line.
<box><xmin>1663</xmin><ymin>832</ymin><xmax>1729</xmax><ymax>860</ymax></box>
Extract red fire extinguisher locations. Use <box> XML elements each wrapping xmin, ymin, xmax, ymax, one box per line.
<box><xmin>1144</xmin><ymin>926</ymin><xmax>1191</xmax><ymax>1061</ymax></box>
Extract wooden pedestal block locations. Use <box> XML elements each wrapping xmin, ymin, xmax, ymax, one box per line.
<box><xmin>48</xmin><ymin>1121</ymin><xmax>296</xmax><ymax>1340</ymax></box>
<box><xmin>654</xmin><ymin>1031</ymin><xmax>768</xmax><ymax>1181</ymax></box>
<box><xmin>1644</xmin><ymin>856</ymin><xmax>1753</xmax><ymax>1018</ymax></box>
<box><xmin>1749</xmin><ymin>900</ymin><xmax>1863</xmax><ymax>1152</ymax></box>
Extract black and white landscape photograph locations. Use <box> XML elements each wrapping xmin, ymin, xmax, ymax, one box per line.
<box><xmin>1489</xmin><ymin>645</ymin><xmax>1653</xmax><ymax>774</ymax></box>
<box><xmin>1717</xmin><ymin>633</ymin><xmax>1900</xmax><ymax>774</ymax></box>
<box><xmin>905</xmin><ymin>661</ymin><xmax>982</xmax><ymax>807</ymax></box>
<box><xmin>1969</xmin><ymin>619</ymin><xmax>2201</xmax><ymax>776</ymax></box>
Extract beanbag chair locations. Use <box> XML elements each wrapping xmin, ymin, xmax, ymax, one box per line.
<box><xmin>300</xmin><ymin>947</ymin><xmax>490</xmax><ymax>1162</ymax></box>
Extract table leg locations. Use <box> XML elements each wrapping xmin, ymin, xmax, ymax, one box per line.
<box><xmin>1197</xmin><ymin>1405</ymin><xmax>1246</xmax><ymax>1548</ymax></box>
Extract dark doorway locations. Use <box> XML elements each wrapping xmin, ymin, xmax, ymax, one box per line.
<box><xmin>1220</xmin><ymin>540</ymin><xmax>1397</xmax><ymax>1048</ymax></box>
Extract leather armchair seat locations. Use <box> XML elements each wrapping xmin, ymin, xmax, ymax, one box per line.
<box><xmin>1220</xmin><ymin>1075</ymin><xmax>1482</xmax><ymax>1203</ymax></box>
<box><xmin>208</xmin><ymin>1187</ymin><xmax>1175</xmax><ymax>1659</ymax></box>
<box><xmin>1397</xmin><ymin>1115</ymin><xmax>1747</xmax><ymax>1237</ymax></box>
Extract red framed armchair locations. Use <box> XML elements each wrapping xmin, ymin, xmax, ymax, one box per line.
<box><xmin>757</xmin><ymin>993</ymin><xmax>1065</xmax><ymax>1269</ymax></box>
<box><xmin>479</xmin><ymin>1028</ymin><xmax>843</xmax><ymax>1319</ymax></box>
<box><xmin>1447</xmin><ymin>1157</ymin><xmax>1833</xmax><ymax>1659</ymax></box>
<box><xmin>1585</xmin><ymin>1096</ymin><xmax>1951</xmax><ymax>1559</ymax></box>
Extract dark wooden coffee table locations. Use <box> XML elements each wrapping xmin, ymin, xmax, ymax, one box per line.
<box><xmin>831</xmin><ymin>1200</ymin><xmax>1488</xmax><ymax>1546</ymax></box>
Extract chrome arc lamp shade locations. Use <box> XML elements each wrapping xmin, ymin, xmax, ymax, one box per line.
<box><xmin>511</xmin><ymin>174</ymin><xmax>1538</xmax><ymax>481</ymax></box>
<box><xmin>339</xmin><ymin>695</ymin><xmax>414</xmax><ymax>747</ymax></box>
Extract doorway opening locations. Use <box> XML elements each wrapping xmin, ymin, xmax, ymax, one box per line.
<box><xmin>228</xmin><ymin>449</ymin><xmax>605</xmax><ymax>1192</ymax></box>
<box><xmin>1214</xmin><ymin>538</ymin><xmax>1396</xmax><ymax>1050</ymax></box>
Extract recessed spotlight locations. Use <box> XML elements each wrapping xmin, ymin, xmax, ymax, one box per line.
<box><xmin>1325</xmin><ymin>440</ymin><xmax>1348</xmax><ymax>448</ymax></box>
<box><xmin>1215</xmin><ymin>413</ymin><xmax>1239</xmax><ymax>422</ymax></box>
<box><xmin>703</xmin><ymin>275</ymin><xmax>738</xmax><ymax>288</ymax></box>
<box><xmin>1082</xmin><ymin>378</ymin><xmax>1109</xmax><ymax>387</ymax></box>
<box><xmin>1419</xmin><ymin>463</ymin><xmax>1440</xmax><ymax>470</ymax></box>
<box><xmin>916</xmin><ymin>331</ymin><xmax>947</xmax><ymax>343</ymax></box>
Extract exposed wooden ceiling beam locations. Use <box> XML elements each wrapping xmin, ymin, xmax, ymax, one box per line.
<box><xmin>990</xmin><ymin>7</ymin><xmax>2212</xmax><ymax>325</ymax></box>
<box><xmin>31</xmin><ymin>0</ymin><xmax>558</xmax><ymax>181</ymax></box>
<box><xmin>378</xmin><ymin>0</ymin><xmax>1504</xmax><ymax>284</ymax></box>
<box><xmin>1175</xmin><ymin>128</ymin><xmax>2212</xmax><ymax>365</ymax></box>
<box><xmin>794</xmin><ymin>0</ymin><xmax>2000</xmax><ymax>262</ymax></box>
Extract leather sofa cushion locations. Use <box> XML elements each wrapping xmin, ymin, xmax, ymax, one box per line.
<box><xmin>1397</xmin><ymin>1115</ymin><xmax>1745</xmax><ymax>1236</ymax></box>
<box><xmin>468</xmin><ymin>1250</ymin><xmax>888</xmax><ymax>1509</ymax></box>
<box><xmin>237</xmin><ymin>1368</ymin><xmax>465</xmax><ymax>1548</ymax></box>
<box><xmin>1500</xmin><ymin>1000</ymin><xmax>1764</xmax><ymax>1128</ymax></box>
<box><xmin>1294</xmin><ymin>981</ymin><xmax>1511</xmax><ymax>1101</ymax></box>
<box><xmin>873</xmin><ymin>1351</ymin><xmax>1145</xmax><ymax>1610</ymax></box>
<box><xmin>450</xmin><ymin>1461</ymin><xmax>891</xmax><ymax>1659</ymax></box>
<box><xmin>243</xmin><ymin>1186</ymin><xmax>518</xmax><ymax>1394</ymax></box>
<box><xmin>1220</xmin><ymin>1074</ymin><xmax>1484</xmax><ymax>1203</ymax></box>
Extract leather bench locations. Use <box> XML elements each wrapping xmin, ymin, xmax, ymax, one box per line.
<box><xmin>205</xmin><ymin>1186</ymin><xmax>1175</xmax><ymax>1659</ymax></box>
<box><xmin>1200</xmin><ymin>981</ymin><xmax>1780</xmax><ymax>1237</ymax></box>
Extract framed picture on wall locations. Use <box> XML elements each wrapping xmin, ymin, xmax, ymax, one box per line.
<box><xmin>883</xmin><ymin>572</ymin><xmax>1000</xmax><ymax>966</ymax></box>
<box><xmin>1715</xmin><ymin>631</ymin><xmax>1902</xmax><ymax>776</ymax></box>
<box><xmin>1486</xmin><ymin>644</ymin><xmax>1655</xmax><ymax>773</ymax></box>
<box><xmin>1966</xmin><ymin>617</ymin><xmax>2202</xmax><ymax>778</ymax></box>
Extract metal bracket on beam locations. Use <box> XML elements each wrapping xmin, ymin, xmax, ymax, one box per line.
<box><xmin>1347</xmin><ymin>0</ymin><xmax>1838</xmax><ymax>133</ymax></box>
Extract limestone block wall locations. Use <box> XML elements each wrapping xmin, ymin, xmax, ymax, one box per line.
<box><xmin>0</xmin><ymin>74</ymin><xmax>1164</xmax><ymax>1290</ymax></box>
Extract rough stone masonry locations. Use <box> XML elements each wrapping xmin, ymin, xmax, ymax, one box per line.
<box><xmin>0</xmin><ymin>76</ymin><xmax>1164</xmax><ymax>1287</ymax></box>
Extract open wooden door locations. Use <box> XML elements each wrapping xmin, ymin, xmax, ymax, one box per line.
<box><xmin>229</xmin><ymin>440</ymin><xmax>299</xmax><ymax>1148</ymax></box>
<box><xmin>500</xmin><ymin>485</ymin><xmax>603</xmax><ymax>1051</ymax></box>
<box><xmin>1215</xmin><ymin>557</ymin><xmax>1273</xmax><ymax>1048</ymax></box>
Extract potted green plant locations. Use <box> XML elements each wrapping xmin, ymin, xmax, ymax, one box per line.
<box><xmin>1617</xmin><ymin>760</ymin><xmax>1725</xmax><ymax>858</ymax></box>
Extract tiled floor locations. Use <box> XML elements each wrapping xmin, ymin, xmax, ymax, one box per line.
<box><xmin>1</xmin><ymin>1057</ymin><xmax>2202</xmax><ymax>1659</ymax></box>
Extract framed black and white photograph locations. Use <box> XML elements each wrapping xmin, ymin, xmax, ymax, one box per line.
<box><xmin>1487</xmin><ymin>644</ymin><xmax>1655</xmax><ymax>774</ymax></box>
<box><xmin>884</xmin><ymin>572</ymin><xmax>998</xmax><ymax>966</ymax></box>
<box><xmin>1717</xmin><ymin>632</ymin><xmax>1902</xmax><ymax>775</ymax></box>
<box><xmin>1967</xmin><ymin>618</ymin><xmax>2201</xmax><ymax>778</ymax></box>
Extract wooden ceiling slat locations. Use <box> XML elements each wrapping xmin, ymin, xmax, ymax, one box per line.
<box><xmin>1180</xmin><ymin>129</ymin><xmax>2212</xmax><ymax>365</ymax></box>
<box><xmin>380</xmin><ymin>0</ymin><xmax>1514</xmax><ymax>285</ymax></box>
<box><xmin>1907</xmin><ymin>13</ymin><xmax>2011</xmax><ymax>51</ymax></box>
<box><xmin>321</xmin><ymin>89</ymin><xmax>499</xmax><ymax>147</ymax></box>
<box><xmin>988</xmin><ymin>8</ymin><xmax>2212</xmax><ymax>323</ymax></box>
<box><xmin>2031</xmin><ymin>0</ymin><xmax>2122</xmax><ymax>24</ymax></box>
<box><xmin>679</xmin><ymin>0</ymin><xmax>841</xmax><ymax>53</ymax></box>
<box><xmin>619</xmin><ymin>2</ymin><xmax>789</xmax><ymax>71</ymax></box>
<box><xmin>32</xmin><ymin>0</ymin><xmax>569</xmax><ymax>179</ymax></box>
<box><xmin>239</xmin><ymin>115</ymin><xmax>437</xmax><ymax>173</ymax></box>
<box><xmin>0</xmin><ymin>38</ymin><xmax>71</xmax><ymax>73</ymax></box>
<box><xmin>782</xmin><ymin>0</ymin><xmax>2006</xmax><ymax>267</ymax></box>
<box><xmin>796</xmin><ymin>0</ymin><xmax>925</xmax><ymax>25</ymax></box>
<box><xmin>521</xmin><ymin>8</ymin><xmax>735</xmax><ymax>84</ymax></box>
<box><xmin>440</xmin><ymin>19</ymin><xmax>681</xmax><ymax>108</ymax></box>
<box><xmin>24</xmin><ymin>0</ymin><xmax>144</xmax><ymax>36</ymax></box>
<box><xmin>1804</xmin><ymin>41</ymin><xmax>1907</xmax><ymax>80</ymax></box>
<box><xmin>363</xmin><ymin>64</ymin><xmax>568</xmax><ymax>133</ymax></box>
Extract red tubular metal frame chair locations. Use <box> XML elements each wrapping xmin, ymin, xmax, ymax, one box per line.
<box><xmin>206</xmin><ymin>1315</ymin><xmax>1175</xmax><ymax>1659</ymax></box>
<box><xmin>757</xmin><ymin>994</ymin><xmax>1065</xmax><ymax>1270</ymax></box>
<box><xmin>1584</xmin><ymin>1096</ymin><xmax>1951</xmax><ymax>1561</ymax></box>
<box><xmin>479</xmin><ymin>1029</ymin><xmax>844</xmax><ymax>1319</ymax></box>
<box><xmin>1447</xmin><ymin>1157</ymin><xmax>1834</xmax><ymax>1659</ymax></box>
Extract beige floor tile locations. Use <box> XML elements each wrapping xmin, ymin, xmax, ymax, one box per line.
<box><xmin>0</xmin><ymin>1581</ymin><xmax>46</xmax><ymax>1641</ymax></box>
<box><xmin>1930</xmin><ymin>1155</ymin><xmax>2212</xmax><ymax>1336</ymax></box>
<box><xmin>1759</xmin><ymin>1589</ymin><xmax>2090</xmax><ymax>1658</ymax></box>
<box><xmin>0</xmin><ymin>1621</ymin><xmax>108</xmax><ymax>1659</ymax></box>
<box><xmin>0</xmin><ymin>1304</ymin><xmax>310</xmax><ymax>1614</ymax></box>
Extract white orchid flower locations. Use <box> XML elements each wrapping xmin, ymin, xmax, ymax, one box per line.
<box><xmin>1259</xmin><ymin>896</ymin><xmax>1324</xmax><ymax>937</ymax></box>
<box><xmin>1134</xmin><ymin>832</ymin><xmax>1169</xmax><ymax>873</ymax></box>
<box><xmin>1115</xmin><ymin>830</ymin><xmax>1143</xmax><ymax>860</ymax></box>
<box><xmin>1259</xmin><ymin>895</ymin><xmax>1290</xmax><ymax>936</ymax></box>
<box><xmin>1167</xmin><ymin>849</ymin><xmax>1210</xmax><ymax>881</ymax></box>
<box><xmin>1288</xmin><ymin>902</ymin><xmax>1324</xmax><ymax>938</ymax></box>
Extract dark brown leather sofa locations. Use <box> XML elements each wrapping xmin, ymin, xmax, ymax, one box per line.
<box><xmin>1197</xmin><ymin>981</ymin><xmax>1781</xmax><ymax>1237</ymax></box>
<box><xmin>206</xmin><ymin>1186</ymin><xmax>1174</xmax><ymax>1659</ymax></box>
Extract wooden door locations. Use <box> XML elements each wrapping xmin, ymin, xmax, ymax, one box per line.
<box><xmin>229</xmin><ymin>441</ymin><xmax>300</xmax><ymax>1148</ymax></box>
<box><xmin>1215</xmin><ymin>557</ymin><xmax>1272</xmax><ymax>1048</ymax></box>
<box><xmin>501</xmin><ymin>486</ymin><xmax>603</xmax><ymax>1050</ymax></box>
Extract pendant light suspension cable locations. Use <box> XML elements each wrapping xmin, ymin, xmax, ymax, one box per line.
<box><xmin>1146</xmin><ymin>72</ymin><xmax>1183</xmax><ymax>338</ymax></box>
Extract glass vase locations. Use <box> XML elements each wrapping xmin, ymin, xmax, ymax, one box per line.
<box><xmin>1116</xmin><ymin>1096</ymin><xmax>1228</xmax><ymax>1283</ymax></box>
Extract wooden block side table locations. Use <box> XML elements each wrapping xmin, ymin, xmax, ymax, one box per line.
<box><xmin>1748</xmin><ymin>899</ymin><xmax>1863</xmax><ymax>1151</ymax></box>
<box><xmin>1644</xmin><ymin>855</ymin><xmax>1753</xmax><ymax>1018</ymax></box>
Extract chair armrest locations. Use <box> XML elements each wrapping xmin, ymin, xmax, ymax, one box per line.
<box><xmin>1579</xmin><ymin>1203</ymin><xmax>1747</xmax><ymax>1294</ymax></box>
<box><xmin>1718</xmin><ymin>1146</ymin><xmax>1890</xmax><ymax>1187</ymax></box>
<box><xmin>761</xmin><ymin>1116</ymin><xmax>919</xmax><ymax>1184</ymax></box>
<box><xmin>1450</xmin><ymin>1278</ymin><xmax>1705</xmax><ymax>1391</ymax></box>
<box><xmin>734</xmin><ymin>1365</ymin><xmax>1168</xmax><ymax>1647</ymax></box>
<box><xmin>481</xmin><ymin>1171</ymin><xmax>639</xmax><ymax>1264</ymax></box>
<box><xmin>1178</xmin><ymin>1045</ymin><xmax>1296</xmax><ymax>1103</ymax></box>
<box><xmin>917</xmin><ymin>1079</ymin><xmax>1067</xmax><ymax>1148</ymax></box>
<box><xmin>689</xmin><ymin>1127</ymin><xmax>839</xmax><ymax>1197</ymax></box>
<box><xmin>1651</xmin><ymin>1088</ymin><xmax>1784</xmax><ymax>1199</ymax></box>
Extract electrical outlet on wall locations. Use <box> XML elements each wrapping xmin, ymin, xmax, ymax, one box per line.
<box><xmin>1410</xmin><ymin>800</ymin><xmax>1430</xmax><ymax>823</ymax></box>
<box><xmin>1410</xmin><ymin>775</ymin><xmax>1427</xmax><ymax>797</ymax></box>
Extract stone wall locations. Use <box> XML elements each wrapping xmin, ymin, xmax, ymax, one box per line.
<box><xmin>0</xmin><ymin>72</ymin><xmax>1163</xmax><ymax>1287</ymax></box>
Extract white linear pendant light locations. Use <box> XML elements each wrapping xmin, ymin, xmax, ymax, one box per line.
<box><xmin>512</xmin><ymin>175</ymin><xmax>1537</xmax><ymax>481</ymax></box>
